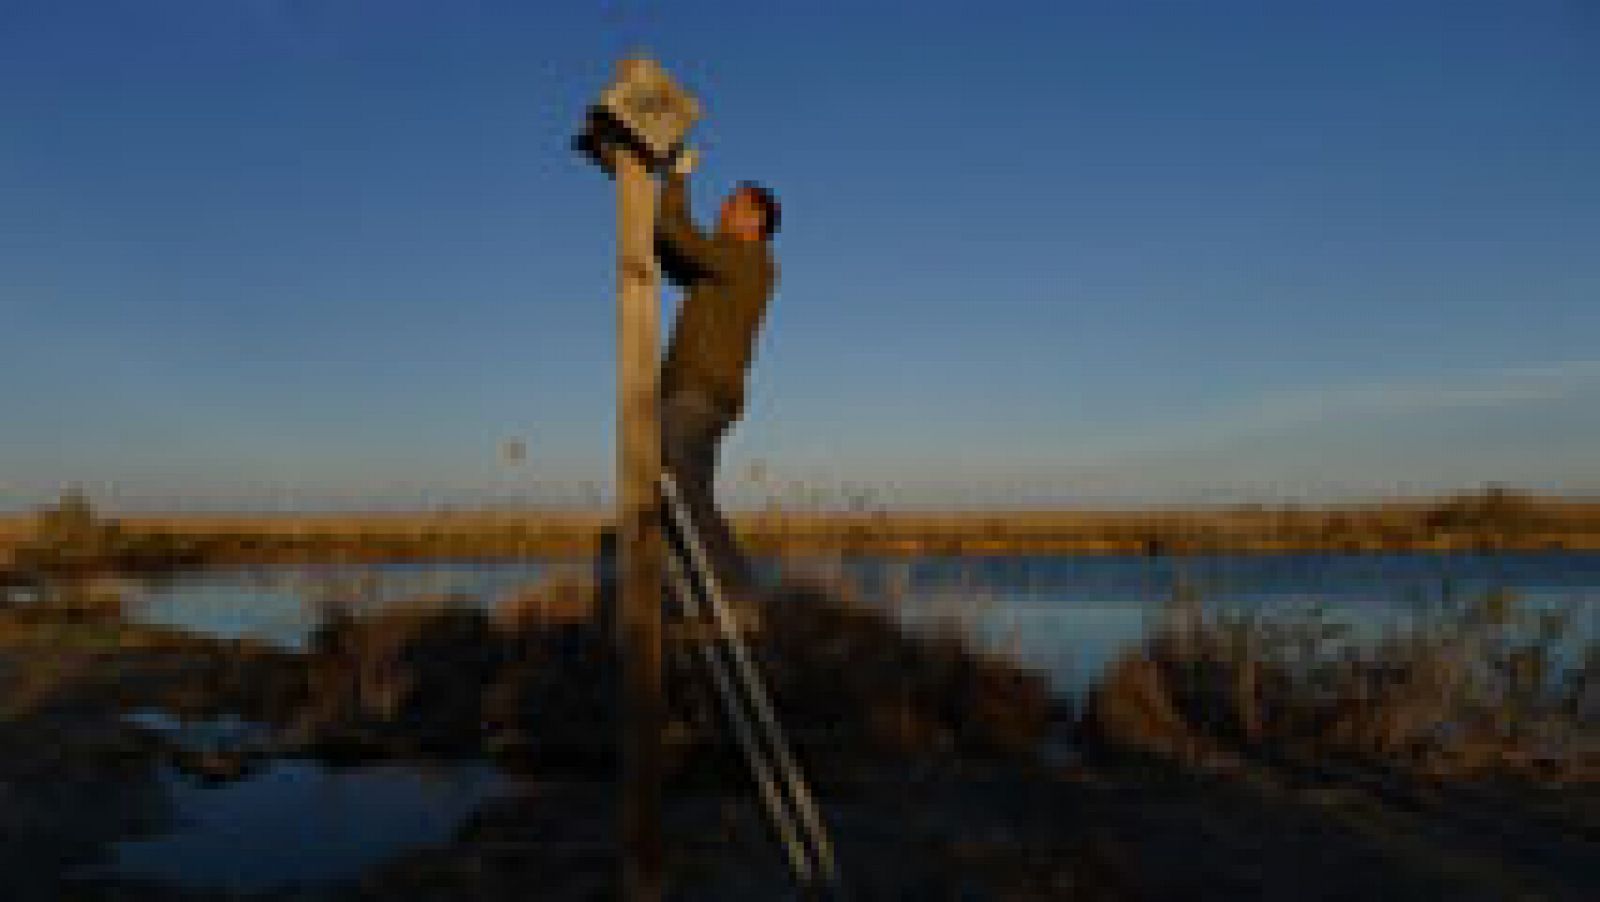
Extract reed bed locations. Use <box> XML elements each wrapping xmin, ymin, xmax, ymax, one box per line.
<box><xmin>1080</xmin><ymin>582</ymin><xmax>1598</xmax><ymax>782</ymax></box>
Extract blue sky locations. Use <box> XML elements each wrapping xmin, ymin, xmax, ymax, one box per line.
<box><xmin>1</xmin><ymin>0</ymin><xmax>1597</xmax><ymax>510</ymax></box>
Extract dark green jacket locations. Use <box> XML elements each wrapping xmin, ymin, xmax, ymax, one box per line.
<box><xmin>656</xmin><ymin>172</ymin><xmax>777</xmax><ymax>414</ymax></box>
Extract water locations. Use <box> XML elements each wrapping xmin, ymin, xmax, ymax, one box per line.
<box><xmin>119</xmin><ymin>552</ymin><xmax>1600</xmax><ymax>697</ymax></box>
<box><xmin>124</xmin><ymin>559</ymin><xmax>571</xmax><ymax>649</ymax></box>
<box><xmin>824</xmin><ymin>552</ymin><xmax>1600</xmax><ymax>697</ymax></box>
<box><xmin>124</xmin><ymin>708</ymin><xmax>273</xmax><ymax>755</ymax></box>
<box><xmin>89</xmin><ymin>761</ymin><xmax>507</xmax><ymax>892</ymax></box>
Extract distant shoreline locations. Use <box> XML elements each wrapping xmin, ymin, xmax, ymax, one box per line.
<box><xmin>4</xmin><ymin>493</ymin><xmax>1598</xmax><ymax>571</ymax></box>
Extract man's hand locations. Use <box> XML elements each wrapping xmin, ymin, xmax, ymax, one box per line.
<box><xmin>672</xmin><ymin>147</ymin><xmax>698</xmax><ymax>178</ymax></box>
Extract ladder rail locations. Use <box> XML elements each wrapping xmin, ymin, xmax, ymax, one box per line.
<box><xmin>660</xmin><ymin>472</ymin><xmax>839</xmax><ymax>881</ymax></box>
<box><xmin>663</xmin><ymin>548</ymin><xmax>816</xmax><ymax>882</ymax></box>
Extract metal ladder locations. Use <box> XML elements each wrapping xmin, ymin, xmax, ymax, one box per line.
<box><xmin>659</xmin><ymin>472</ymin><xmax>840</xmax><ymax>892</ymax></box>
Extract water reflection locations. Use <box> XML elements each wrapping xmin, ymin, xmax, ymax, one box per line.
<box><xmin>95</xmin><ymin>762</ymin><xmax>507</xmax><ymax>892</ymax></box>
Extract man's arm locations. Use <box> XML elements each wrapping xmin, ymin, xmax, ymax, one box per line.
<box><xmin>656</xmin><ymin>166</ymin><xmax>729</xmax><ymax>279</ymax></box>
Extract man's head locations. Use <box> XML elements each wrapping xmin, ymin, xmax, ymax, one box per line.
<box><xmin>717</xmin><ymin>182</ymin><xmax>780</xmax><ymax>243</ymax></box>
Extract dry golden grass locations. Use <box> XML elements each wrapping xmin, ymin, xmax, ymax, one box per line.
<box><xmin>3</xmin><ymin>489</ymin><xmax>1597</xmax><ymax>567</ymax></box>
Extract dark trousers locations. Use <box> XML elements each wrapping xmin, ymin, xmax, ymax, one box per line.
<box><xmin>659</xmin><ymin>389</ymin><xmax>753</xmax><ymax>597</ymax></box>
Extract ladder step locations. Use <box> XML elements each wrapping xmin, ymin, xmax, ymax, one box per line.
<box><xmin>668</xmin><ymin>620</ymin><xmax>732</xmax><ymax>647</ymax></box>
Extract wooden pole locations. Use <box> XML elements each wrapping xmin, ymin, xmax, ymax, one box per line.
<box><xmin>615</xmin><ymin>147</ymin><xmax>663</xmax><ymax>901</ymax></box>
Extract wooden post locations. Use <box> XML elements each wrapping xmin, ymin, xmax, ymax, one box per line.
<box><xmin>615</xmin><ymin>147</ymin><xmax>663</xmax><ymax>902</ymax></box>
<box><xmin>574</xmin><ymin>56</ymin><xmax>699</xmax><ymax>902</ymax></box>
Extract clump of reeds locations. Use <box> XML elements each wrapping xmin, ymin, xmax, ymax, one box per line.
<box><xmin>8</xmin><ymin>491</ymin><xmax>209</xmax><ymax>576</ymax></box>
<box><xmin>1080</xmin><ymin>583</ymin><xmax>1598</xmax><ymax>781</ymax></box>
<box><xmin>752</xmin><ymin>574</ymin><xmax>1053</xmax><ymax>765</ymax></box>
<box><xmin>270</xmin><ymin>566</ymin><xmax>1053</xmax><ymax>776</ymax></box>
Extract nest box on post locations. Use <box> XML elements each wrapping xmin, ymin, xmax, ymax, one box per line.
<box><xmin>575</xmin><ymin>55</ymin><xmax>701</xmax><ymax>175</ymax></box>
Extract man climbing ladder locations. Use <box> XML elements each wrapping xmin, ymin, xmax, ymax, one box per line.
<box><xmin>653</xmin><ymin>152</ymin><xmax>840</xmax><ymax>892</ymax></box>
<box><xmin>655</xmin><ymin>148</ymin><xmax>781</xmax><ymax>598</ymax></box>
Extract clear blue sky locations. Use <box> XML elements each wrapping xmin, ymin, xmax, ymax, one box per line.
<box><xmin>1</xmin><ymin>0</ymin><xmax>1597</xmax><ymax>510</ymax></box>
